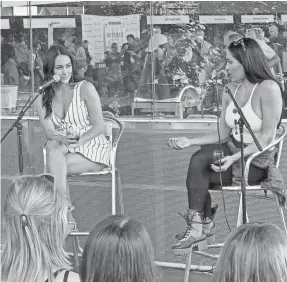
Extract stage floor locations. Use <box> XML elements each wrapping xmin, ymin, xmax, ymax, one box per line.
<box><xmin>1</xmin><ymin>119</ymin><xmax>287</xmax><ymax>281</ymax></box>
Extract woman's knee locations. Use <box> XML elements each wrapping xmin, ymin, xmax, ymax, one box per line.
<box><xmin>188</xmin><ymin>148</ymin><xmax>212</xmax><ymax>169</ymax></box>
<box><xmin>46</xmin><ymin>140</ymin><xmax>67</xmax><ymax>156</ymax></box>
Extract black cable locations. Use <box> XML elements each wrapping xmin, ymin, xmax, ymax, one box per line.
<box><xmin>215</xmin><ymin>82</ymin><xmax>232</xmax><ymax>232</ymax></box>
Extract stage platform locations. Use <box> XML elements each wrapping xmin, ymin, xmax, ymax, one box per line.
<box><xmin>1</xmin><ymin>117</ymin><xmax>287</xmax><ymax>280</ymax></box>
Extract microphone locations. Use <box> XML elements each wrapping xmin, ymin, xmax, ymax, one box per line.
<box><xmin>212</xmin><ymin>69</ymin><xmax>228</xmax><ymax>80</ymax></box>
<box><xmin>38</xmin><ymin>75</ymin><xmax>60</xmax><ymax>92</ymax></box>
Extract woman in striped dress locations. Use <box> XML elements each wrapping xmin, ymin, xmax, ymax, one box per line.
<box><xmin>35</xmin><ymin>45</ymin><xmax>110</xmax><ymax>227</ymax></box>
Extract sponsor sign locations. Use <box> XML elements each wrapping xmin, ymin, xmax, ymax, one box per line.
<box><xmin>23</xmin><ymin>17</ymin><xmax>76</xmax><ymax>28</ymax></box>
<box><xmin>241</xmin><ymin>15</ymin><xmax>274</xmax><ymax>23</ymax></box>
<box><xmin>146</xmin><ymin>15</ymin><xmax>189</xmax><ymax>25</ymax></box>
<box><xmin>199</xmin><ymin>15</ymin><xmax>234</xmax><ymax>24</ymax></box>
<box><xmin>81</xmin><ymin>15</ymin><xmax>105</xmax><ymax>62</ymax></box>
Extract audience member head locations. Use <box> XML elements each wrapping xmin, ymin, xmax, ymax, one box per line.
<box><xmin>269</xmin><ymin>25</ymin><xmax>279</xmax><ymax>38</ymax></box>
<box><xmin>213</xmin><ymin>223</ymin><xmax>287</xmax><ymax>282</ymax></box>
<box><xmin>1</xmin><ymin>43</ymin><xmax>16</xmax><ymax>67</ymax></box>
<box><xmin>175</xmin><ymin>38</ymin><xmax>196</xmax><ymax>62</ymax></box>
<box><xmin>153</xmin><ymin>25</ymin><xmax>162</xmax><ymax>35</ymax></box>
<box><xmin>42</xmin><ymin>44</ymin><xmax>83</xmax><ymax>118</ymax></box>
<box><xmin>227</xmin><ymin>37</ymin><xmax>278</xmax><ymax>85</ymax></box>
<box><xmin>83</xmin><ymin>40</ymin><xmax>89</xmax><ymax>48</ymax></box>
<box><xmin>127</xmin><ymin>34</ymin><xmax>135</xmax><ymax>44</ymax></box>
<box><xmin>245</xmin><ymin>26</ymin><xmax>257</xmax><ymax>39</ymax></box>
<box><xmin>255</xmin><ymin>27</ymin><xmax>266</xmax><ymax>40</ymax></box>
<box><xmin>195</xmin><ymin>28</ymin><xmax>205</xmax><ymax>43</ymax></box>
<box><xmin>167</xmin><ymin>34</ymin><xmax>175</xmax><ymax>47</ymax></box>
<box><xmin>80</xmin><ymin>215</ymin><xmax>160</xmax><ymax>282</ymax></box>
<box><xmin>223</xmin><ymin>31</ymin><xmax>242</xmax><ymax>47</ymax></box>
<box><xmin>111</xmin><ymin>42</ymin><xmax>118</xmax><ymax>52</ymax></box>
<box><xmin>32</xmin><ymin>41</ymin><xmax>40</xmax><ymax>50</ymax></box>
<box><xmin>1</xmin><ymin>174</ymin><xmax>71</xmax><ymax>282</ymax></box>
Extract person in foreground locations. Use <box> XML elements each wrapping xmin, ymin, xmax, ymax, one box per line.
<box><xmin>80</xmin><ymin>215</ymin><xmax>161</xmax><ymax>282</ymax></box>
<box><xmin>213</xmin><ymin>223</ymin><xmax>287</xmax><ymax>282</ymax></box>
<box><xmin>34</xmin><ymin>45</ymin><xmax>110</xmax><ymax>228</ymax></box>
<box><xmin>167</xmin><ymin>37</ymin><xmax>283</xmax><ymax>255</ymax></box>
<box><xmin>1</xmin><ymin>174</ymin><xmax>80</xmax><ymax>282</ymax></box>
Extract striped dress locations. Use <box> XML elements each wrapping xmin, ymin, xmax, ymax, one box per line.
<box><xmin>51</xmin><ymin>80</ymin><xmax>111</xmax><ymax>166</ymax></box>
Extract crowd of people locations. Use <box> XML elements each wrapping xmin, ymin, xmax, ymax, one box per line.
<box><xmin>1</xmin><ymin>23</ymin><xmax>286</xmax><ymax>112</ymax></box>
<box><xmin>101</xmin><ymin>24</ymin><xmax>286</xmax><ymax>108</ymax></box>
<box><xmin>0</xmin><ymin>34</ymin><xmax>91</xmax><ymax>93</ymax></box>
<box><xmin>1</xmin><ymin>174</ymin><xmax>287</xmax><ymax>281</ymax></box>
<box><xmin>1</xmin><ymin>21</ymin><xmax>287</xmax><ymax>282</ymax></box>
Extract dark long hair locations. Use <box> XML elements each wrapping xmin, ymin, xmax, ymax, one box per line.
<box><xmin>228</xmin><ymin>37</ymin><xmax>284</xmax><ymax>126</ymax></box>
<box><xmin>80</xmin><ymin>215</ymin><xmax>161</xmax><ymax>282</ymax></box>
<box><xmin>41</xmin><ymin>44</ymin><xmax>83</xmax><ymax>118</ymax></box>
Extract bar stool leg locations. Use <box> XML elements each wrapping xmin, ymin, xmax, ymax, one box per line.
<box><xmin>116</xmin><ymin>169</ymin><xmax>124</xmax><ymax>214</ymax></box>
<box><xmin>236</xmin><ymin>192</ymin><xmax>249</xmax><ymax>227</ymax></box>
<box><xmin>184</xmin><ymin>254</ymin><xmax>192</xmax><ymax>282</ymax></box>
<box><xmin>275</xmin><ymin>195</ymin><xmax>287</xmax><ymax>235</ymax></box>
<box><xmin>72</xmin><ymin>236</ymin><xmax>80</xmax><ymax>269</ymax></box>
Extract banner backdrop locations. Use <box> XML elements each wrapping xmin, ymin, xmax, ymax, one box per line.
<box><xmin>104</xmin><ymin>14</ymin><xmax>140</xmax><ymax>51</ymax></box>
<box><xmin>82</xmin><ymin>14</ymin><xmax>140</xmax><ymax>62</ymax></box>
<box><xmin>81</xmin><ymin>15</ymin><xmax>105</xmax><ymax>62</ymax></box>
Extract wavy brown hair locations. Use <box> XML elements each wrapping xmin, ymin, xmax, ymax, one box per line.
<box><xmin>41</xmin><ymin>44</ymin><xmax>83</xmax><ymax>118</ymax></box>
<box><xmin>80</xmin><ymin>215</ymin><xmax>161</xmax><ymax>282</ymax></box>
<box><xmin>213</xmin><ymin>223</ymin><xmax>287</xmax><ymax>282</ymax></box>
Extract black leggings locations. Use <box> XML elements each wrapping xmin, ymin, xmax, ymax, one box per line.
<box><xmin>186</xmin><ymin>142</ymin><xmax>267</xmax><ymax>217</ymax></box>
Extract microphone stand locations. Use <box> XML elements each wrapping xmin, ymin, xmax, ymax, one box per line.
<box><xmin>224</xmin><ymin>85</ymin><xmax>263</xmax><ymax>224</ymax></box>
<box><xmin>1</xmin><ymin>90</ymin><xmax>43</xmax><ymax>143</ymax></box>
<box><xmin>1</xmin><ymin>89</ymin><xmax>44</xmax><ymax>174</ymax></box>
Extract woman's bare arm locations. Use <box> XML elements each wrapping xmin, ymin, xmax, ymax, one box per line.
<box><xmin>187</xmin><ymin>87</ymin><xmax>233</xmax><ymax>146</ymax></box>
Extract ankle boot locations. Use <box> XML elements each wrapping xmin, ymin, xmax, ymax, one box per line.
<box><xmin>175</xmin><ymin>205</ymin><xmax>218</xmax><ymax>242</ymax></box>
<box><xmin>203</xmin><ymin>204</ymin><xmax>218</xmax><ymax>244</ymax></box>
<box><xmin>172</xmin><ymin>210</ymin><xmax>207</xmax><ymax>255</ymax></box>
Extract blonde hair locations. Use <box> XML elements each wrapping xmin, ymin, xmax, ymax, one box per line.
<box><xmin>1</xmin><ymin>175</ymin><xmax>71</xmax><ymax>282</ymax></box>
<box><xmin>213</xmin><ymin>223</ymin><xmax>287</xmax><ymax>282</ymax></box>
<box><xmin>80</xmin><ymin>215</ymin><xmax>161</xmax><ymax>282</ymax></box>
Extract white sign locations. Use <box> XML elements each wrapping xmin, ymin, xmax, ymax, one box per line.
<box><xmin>281</xmin><ymin>14</ymin><xmax>287</xmax><ymax>22</ymax></box>
<box><xmin>23</xmin><ymin>17</ymin><xmax>76</xmax><ymax>28</ymax></box>
<box><xmin>14</xmin><ymin>6</ymin><xmax>37</xmax><ymax>16</ymax></box>
<box><xmin>199</xmin><ymin>15</ymin><xmax>234</xmax><ymax>24</ymax></box>
<box><xmin>81</xmin><ymin>15</ymin><xmax>105</xmax><ymax>62</ymax></box>
<box><xmin>105</xmin><ymin>21</ymin><xmax>126</xmax><ymax>51</ymax></box>
<box><xmin>241</xmin><ymin>15</ymin><xmax>274</xmax><ymax>23</ymax></box>
<box><xmin>1</xmin><ymin>19</ymin><xmax>10</xmax><ymax>29</ymax></box>
<box><xmin>146</xmin><ymin>15</ymin><xmax>189</xmax><ymax>25</ymax></box>
<box><xmin>105</xmin><ymin>14</ymin><xmax>140</xmax><ymax>51</ymax></box>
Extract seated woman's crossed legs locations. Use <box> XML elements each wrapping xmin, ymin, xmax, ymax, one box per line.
<box><xmin>172</xmin><ymin>143</ymin><xmax>266</xmax><ymax>255</ymax></box>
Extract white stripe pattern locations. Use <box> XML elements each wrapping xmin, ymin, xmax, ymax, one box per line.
<box><xmin>51</xmin><ymin>81</ymin><xmax>111</xmax><ymax>166</ymax></box>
